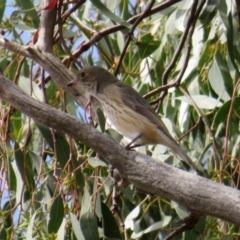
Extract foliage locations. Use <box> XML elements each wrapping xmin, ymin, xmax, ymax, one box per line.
<box><xmin>0</xmin><ymin>0</ymin><xmax>240</xmax><ymax>239</ymax></box>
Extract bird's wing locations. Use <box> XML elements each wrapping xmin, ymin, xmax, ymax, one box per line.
<box><xmin>116</xmin><ymin>82</ymin><xmax>201</xmax><ymax>173</ymax></box>
<box><xmin>116</xmin><ymin>81</ymin><xmax>172</xmax><ymax>138</ymax></box>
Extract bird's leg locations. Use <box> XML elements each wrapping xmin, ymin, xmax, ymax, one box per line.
<box><xmin>125</xmin><ymin>134</ymin><xmax>142</xmax><ymax>149</ymax></box>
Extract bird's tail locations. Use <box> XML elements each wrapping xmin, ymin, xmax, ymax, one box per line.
<box><xmin>175</xmin><ymin>145</ymin><xmax>201</xmax><ymax>173</ymax></box>
<box><xmin>166</xmin><ymin>138</ymin><xmax>202</xmax><ymax>175</ymax></box>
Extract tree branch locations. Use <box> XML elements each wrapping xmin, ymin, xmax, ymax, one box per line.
<box><xmin>36</xmin><ymin>0</ymin><xmax>57</xmax><ymax>52</ymax></box>
<box><xmin>0</xmin><ymin>72</ymin><xmax>240</xmax><ymax>225</ymax></box>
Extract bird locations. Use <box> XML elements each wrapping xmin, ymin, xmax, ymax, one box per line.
<box><xmin>67</xmin><ymin>66</ymin><xmax>201</xmax><ymax>174</ymax></box>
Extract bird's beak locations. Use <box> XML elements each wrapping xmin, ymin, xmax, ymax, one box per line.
<box><xmin>67</xmin><ymin>79</ymin><xmax>77</xmax><ymax>86</ymax></box>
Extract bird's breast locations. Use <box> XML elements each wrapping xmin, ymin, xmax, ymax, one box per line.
<box><xmin>98</xmin><ymin>90</ymin><xmax>160</xmax><ymax>144</ymax></box>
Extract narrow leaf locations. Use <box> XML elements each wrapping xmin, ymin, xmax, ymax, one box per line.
<box><xmin>10</xmin><ymin>11</ymin><xmax>37</xmax><ymax>32</ymax></box>
<box><xmin>80</xmin><ymin>211</ymin><xmax>100</xmax><ymax>240</ymax></box>
<box><xmin>70</xmin><ymin>213</ymin><xmax>85</xmax><ymax>240</ymax></box>
<box><xmin>175</xmin><ymin>95</ymin><xmax>222</xmax><ymax>109</ymax></box>
<box><xmin>89</xmin><ymin>0</ymin><xmax>131</xmax><ymax>28</ymax></box>
<box><xmin>208</xmin><ymin>51</ymin><xmax>233</xmax><ymax>101</ymax></box>
<box><xmin>212</xmin><ymin>97</ymin><xmax>240</xmax><ymax>129</ymax></box>
<box><xmin>88</xmin><ymin>157</ymin><xmax>108</xmax><ymax>168</ymax></box>
<box><xmin>0</xmin><ymin>0</ymin><xmax>6</xmax><ymax>23</ymax></box>
<box><xmin>48</xmin><ymin>195</ymin><xmax>64</xmax><ymax>233</ymax></box>
<box><xmin>101</xmin><ymin>202</ymin><xmax>121</xmax><ymax>239</ymax></box>
<box><xmin>138</xmin><ymin>34</ymin><xmax>160</xmax><ymax>59</ymax></box>
<box><xmin>131</xmin><ymin>216</ymin><xmax>171</xmax><ymax>239</ymax></box>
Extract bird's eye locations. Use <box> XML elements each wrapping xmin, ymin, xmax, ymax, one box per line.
<box><xmin>80</xmin><ymin>72</ymin><xmax>85</xmax><ymax>77</ymax></box>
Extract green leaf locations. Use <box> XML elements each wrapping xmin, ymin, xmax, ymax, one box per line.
<box><xmin>101</xmin><ymin>201</ymin><xmax>121</xmax><ymax>239</ymax></box>
<box><xmin>26</xmin><ymin>211</ymin><xmax>37</xmax><ymax>239</ymax></box>
<box><xmin>72</xmin><ymin>158</ymin><xmax>85</xmax><ymax>191</ymax></box>
<box><xmin>35</xmin><ymin>122</ymin><xmax>54</xmax><ymax>149</ymax></box>
<box><xmin>18</xmin><ymin>75</ymin><xmax>43</xmax><ymax>101</ymax></box>
<box><xmin>138</xmin><ymin>34</ymin><xmax>160</xmax><ymax>59</ymax></box>
<box><xmin>89</xmin><ymin>0</ymin><xmax>131</xmax><ymax>28</ymax></box>
<box><xmin>175</xmin><ymin>95</ymin><xmax>222</xmax><ymax>109</ymax></box>
<box><xmin>185</xmin><ymin>216</ymin><xmax>207</xmax><ymax>239</ymax></box>
<box><xmin>194</xmin><ymin>216</ymin><xmax>206</xmax><ymax>233</ymax></box>
<box><xmin>35</xmin><ymin>122</ymin><xmax>70</xmax><ymax>169</ymax></box>
<box><xmin>0</xmin><ymin>201</ymin><xmax>12</xmax><ymax>239</ymax></box>
<box><xmin>124</xmin><ymin>205</ymin><xmax>141</xmax><ymax>229</ymax></box>
<box><xmin>48</xmin><ymin>195</ymin><xmax>64</xmax><ymax>233</ymax></box>
<box><xmin>80</xmin><ymin>211</ymin><xmax>100</xmax><ymax>240</ymax></box>
<box><xmin>62</xmin><ymin>28</ymin><xmax>79</xmax><ymax>38</ymax></box>
<box><xmin>10</xmin><ymin>11</ymin><xmax>37</xmax><ymax>32</ymax></box>
<box><xmin>46</xmin><ymin>80</ymin><xmax>59</xmax><ymax>102</ymax></box>
<box><xmin>105</xmin><ymin>128</ymin><xmax>123</xmax><ymax>143</ymax></box>
<box><xmin>175</xmin><ymin>0</ymin><xmax>192</xmax><ymax>32</ymax></box>
<box><xmin>70</xmin><ymin>213</ymin><xmax>85</xmax><ymax>240</ymax></box>
<box><xmin>216</xmin><ymin>1</ymin><xmax>229</xmax><ymax>43</ymax></box>
<box><xmin>16</xmin><ymin>0</ymin><xmax>40</xmax><ymax>27</ymax></box>
<box><xmin>0</xmin><ymin>0</ymin><xmax>6</xmax><ymax>23</ymax></box>
<box><xmin>13</xmin><ymin>141</ymin><xmax>24</xmax><ymax>180</ymax></box>
<box><xmin>11</xmin><ymin>159</ymin><xmax>24</xmax><ymax>204</ymax></box>
<box><xmin>208</xmin><ymin>51</ymin><xmax>233</xmax><ymax>101</ymax></box>
<box><xmin>11</xmin><ymin>110</ymin><xmax>22</xmax><ymax>139</ymax></box>
<box><xmin>66</xmin><ymin>95</ymin><xmax>78</xmax><ymax>118</ymax></box>
<box><xmin>131</xmin><ymin>216</ymin><xmax>171</xmax><ymax>239</ymax></box>
<box><xmin>25</xmin><ymin>152</ymin><xmax>36</xmax><ymax>192</ymax></box>
<box><xmin>171</xmin><ymin>201</ymin><xmax>188</xmax><ymax>219</ymax></box>
<box><xmin>54</xmin><ymin>132</ymin><xmax>70</xmax><ymax>169</ymax></box>
<box><xmin>165</xmin><ymin>9</ymin><xmax>178</xmax><ymax>34</ymax></box>
<box><xmin>88</xmin><ymin>157</ymin><xmax>108</xmax><ymax>168</ymax></box>
<box><xmin>212</xmin><ymin>97</ymin><xmax>240</xmax><ymax>129</ymax></box>
<box><xmin>57</xmin><ymin>218</ymin><xmax>66</xmax><ymax>240</ymax></box>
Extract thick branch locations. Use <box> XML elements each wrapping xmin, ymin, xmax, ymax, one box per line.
<box><xmin>0</xmin><ymin>73</ymin><xmax>240</xmax><ymax>225</ymax></box>
<box><xmin>36</xmin><ymin>0</ymin><xmax>56</xmax><ymax>51</ymax></box>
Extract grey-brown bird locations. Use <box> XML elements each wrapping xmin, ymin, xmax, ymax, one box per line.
<box><xmin>67</xmin><ymin>66</ymin><xmax>200</xmax><ymax>174</ymax></box>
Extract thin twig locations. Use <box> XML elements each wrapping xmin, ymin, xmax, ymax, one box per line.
<box><xmin>178</xmin><ymin>117</ymin><xmax>202</xmax><ymax>142</ymax></box>
<box><xmin>179</xmin><ymin>86</ymin><xmax>222</xmax><ymax>164</ymax></box>
<box><xmin>61</xmin><ymin>0</ymin><xmax>86</xmax><ymax>23</ymax></box>
<box><xmin>144</xmin><ymin>81</ymin><xmax>177</xmax><ymax>100</ymax></box>
<box><xmin>221</xmin><ymin>78</ymin><xmax>240</xmax><ymax>182</ymax></box>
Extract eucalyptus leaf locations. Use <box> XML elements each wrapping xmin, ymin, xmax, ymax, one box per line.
<box><xmin>10</xmin><ymin>11</ymin><xmax>37</xmax><ymax>32</ymax></box>
<box><xmin>88</xmin><ymin>157</ymin><xmax>108</xmax><ymax>168</ymax></box>
<box><xmin>175</xmin><ymin>95</ymin><xmax>222</xmax><ymax>109</ymax></box>
<box><xmin>48</xmin><ymin>195</ymin><xmax>64</xmax><ymax>233</ymax></box>
<box><xmin>131</xmin><ymin>217</ymin><xmax>171</xmax><ymax>239</ymax></box>
<box><xmin>70</xmin><ymin>213</ymin><xmax>85</xmax><ymax>240</ymax></box>
<box><xmin>80</xmin><ymin>211</ymin><xmax>100</xmax><ymax>240</ymax></box>
<box><xmin>89</xmin><ymin>0</ymin><xmax>131</xmax><ymax>28</ymax></box>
